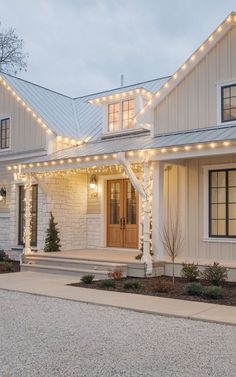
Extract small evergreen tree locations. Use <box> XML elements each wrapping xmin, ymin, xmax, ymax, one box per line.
<box><xmin>44</xmin><ymin>212</ymin><xmax>61</xmax><ymax>252</ymax></box>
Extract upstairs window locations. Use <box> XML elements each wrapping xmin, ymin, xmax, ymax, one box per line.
<box><xmin>108</xmin><ymin>99</ymin><xmax>135</xmax><ymax>132</ymax></box>
<box><xmin>222</xmin><ymin>84</ymin><xmax>236</xmax><ymax>122</ymax></box>
<box><xmin>0</xmin><ymin>118</ymin><xmax>10</xmax><ymax>149</ymax></box>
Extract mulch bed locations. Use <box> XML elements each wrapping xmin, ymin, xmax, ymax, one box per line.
<box><xmin>69</xmin><ymin>276</ymin><xmax>236</xmax><ymax>306</ymax></box>
<box><xmin>0</xmin><ymin>260</ymin><xmax>20</xmax><ymax>274</ymax></box>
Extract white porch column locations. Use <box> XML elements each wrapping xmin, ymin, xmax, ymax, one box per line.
<box><xmin>152</xmin><ymin>161</ymin><xmax>164</xmax><ymax>260</ymax></box>
<box><xmin>141</xmin><ymin>160</ymin><xmax>153</xmax><ymax>275</ymax></box>
<box><xmin>23</xmin><ymin>174</ymin><xmax>32</xmax><ymax>256</ymax></box>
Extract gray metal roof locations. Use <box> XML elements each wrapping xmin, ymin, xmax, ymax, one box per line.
<box><xmin>24</xmin><ymin>123</ymin><xmax>236</xmax><ymax>164</ymax></box>
<box><xmin>1</xmin><ymin>72</ymin><xmax>168</xmax><ymax>140</ymax></box>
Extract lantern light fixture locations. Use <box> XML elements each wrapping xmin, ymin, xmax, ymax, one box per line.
<box><xmin>89</xmin><ymin>174</ymin><xmax>97</xmax><ymax>190</ymax></box>
<box><xmin>0</xmin><ymin>187</ymin><xmax>6</xmax><ymax>202</ymax></box>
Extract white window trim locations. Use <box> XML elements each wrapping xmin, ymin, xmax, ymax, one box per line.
<box><xmin>0</xmin><ymin>114</ymin><xmax>12</xmax><ymax>153</ymax></box>
<box><xmin>217</xmin><ymin>80</ymin><xmax>236</xmax><ymax>126</ymax></box>
<box><xmin>203</xmin><ymin>162</ymin><xmax>236</xmax><ymax>243</ymax></box>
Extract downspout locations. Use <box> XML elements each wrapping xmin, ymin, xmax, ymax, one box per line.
<box><xmin>117</xmin><ymin>152</ymin><xmax>153</xmax><ymax>275</ymax></box>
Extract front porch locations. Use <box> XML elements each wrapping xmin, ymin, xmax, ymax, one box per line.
<box><xmin>21</xmin><ymin>248</ymin><xmax>165</xmax><ymax>278</ymax></box>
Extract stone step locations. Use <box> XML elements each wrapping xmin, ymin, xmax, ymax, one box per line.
<box><xmin>21</xmin><ymin>263</ymin><xmax>115</xmax><ymax>280</ymax></box>
<box><xmin>24</xmin><ymin>256</ymin><xmax>127</xmax><ymax>275</ymax></box>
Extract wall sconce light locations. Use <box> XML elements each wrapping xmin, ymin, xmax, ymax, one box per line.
<box><xmin>89</xmin><ymin>174</ymin><xmax>97</xmax><ymax>190</ymax></box>
<box><xmin>0</xmin><ymin>187</ymin><xmax>6</xmax><ymax>202</ymax></box>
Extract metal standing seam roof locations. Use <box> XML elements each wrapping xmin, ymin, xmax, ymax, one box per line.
<box><xmin>24</xmin><ymin>123</ymin><xmax>236</xmax><ymax>164</ymax></box>
<box><xmin>0</xmin><ymin>72</ymin><xmax>169</xmax><ymax>140</ymax></box>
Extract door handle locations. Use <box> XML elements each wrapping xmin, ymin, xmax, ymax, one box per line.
<box><xmin>119</xmin><ymin>218</ymin><xmax>123</xmax><ymax>230</ymax></box>
<box><xmin>122</xmin><ymin>217</ymin><xmax>126</xmax><ymax>229</ymax></box>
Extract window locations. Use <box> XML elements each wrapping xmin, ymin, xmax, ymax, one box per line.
<box><xmin>0</xmin><ymin>118</ymin><xmax>10</xmax><ymax>149</ymax></box>
<box><xmin>122</xmin><ymin>99</ymin><xmax>135</xmax><ymax>129</ymax></box>
<box><xmin>209</xmin><ymin>169</ymin><xmax>236</xmax><ymax>237</ymax></box>
<box><xmin>18</xmin><ymin>185</ymin><xmax>38</xmax><ymax>246</ymax></box>
<box><xmin>108</xmin><ymin>103</ymin><xmax>119</xmax><ymax>132</ymax></box>
<box><xmin>108</xmin><ymin>99</ymin><xmax>135</xmax><ymax>132</ymax></box>
<box><xmin>221</xmin><ymin>84</ymin><xmax>236</xmax><ymax>122</ymax></box>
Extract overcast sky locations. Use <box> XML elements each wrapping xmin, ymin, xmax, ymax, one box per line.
<box><xmin>0</xmin><ymin>0</ymin><xmax>235</xmax><ymax>97</ymax></box>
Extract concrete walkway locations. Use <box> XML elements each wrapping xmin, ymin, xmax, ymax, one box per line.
<box><xmin>0</xmin><ymin>271</ymin><xmax>235</xmax><ymax>326</ymax></box>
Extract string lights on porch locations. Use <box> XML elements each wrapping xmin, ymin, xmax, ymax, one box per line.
<box><xmin>6</xmin><ymin>139</ymin><xmax>234</xmax><ymax>172</ymax></box>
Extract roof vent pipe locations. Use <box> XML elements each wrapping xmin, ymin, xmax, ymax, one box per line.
<box><xmin>120</xmin><ymin>74</ymin><xmax>124</xmax><ymax>87</ymax></box>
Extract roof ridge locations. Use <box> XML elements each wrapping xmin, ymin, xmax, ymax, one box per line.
<box><xmin>73</xmin><ymin>75</ymin><xmax>171</xmax><ymax>99</ymax></box>
<box><xmin>0</xmin><ymin>71</ymin><xmax>73</xmax><ymax>99</ymax></box>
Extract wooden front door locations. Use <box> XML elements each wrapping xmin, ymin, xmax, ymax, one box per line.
<box><xmin>107</xmin><ymin>179</ymin><xmax>138</xmax><ymax>248</ymax></box>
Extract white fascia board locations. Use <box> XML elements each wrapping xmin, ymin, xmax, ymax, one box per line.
<box><xmin>137</xmin><ymin>14</ymin><xmax>236</xmax><ymax>127</ymax></box>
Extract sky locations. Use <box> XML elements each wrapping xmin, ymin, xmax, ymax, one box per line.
<box><xmin>0</xmin><ymin>0</ymin><xmax>235</xmax><ymax>97</ymax></box>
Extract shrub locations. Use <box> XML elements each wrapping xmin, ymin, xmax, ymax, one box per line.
<box><xmin>0</xmin><ymin>261</ymin><xmax>14</xmax><ymax>272</ymax></box>
<box><xmin>201</xmin><ymin>262</ymin><xmax>228</xmax><ymax>286</ymax></box>
<box><xmin>107</xmin><ymin>268</ymin><xmax>123</xmax><ymax>280</ymax></box>
<box><xmin>184</xmin><ymin>282</ymin><xmax>203</xmax><ymax>296</ymax></box>
<box><xmin>181</xmin><ymin>262</ymin><xmax>199</xmax><ymax>282</ymax></box>
<box><xmin>81</xmin><ymin>274</ymin><xmax>95</xmax><ymax>284</ymax></box>
<box><xmin>153</xmin><ymin>279</ymin><xmax>173</xmax><ymax>293</ymax></box>
<box><xmin>203</xmin><ymin>286</ymin><xmax>223</xmax><ymax>299</ymax></box>
<box><xmin>123</xmin><ymin>281</ymin><xmax>141</xmax><ymax>290</ymax></box>
<box><xmin>0</xmin><ymin>250</ymin><xmax>9</xmax><ymax>262</ymax></box>
<box><xmin>102</xmin><ymin>279</ymin><xmax>116</xmax><ymax>288</ymax></box>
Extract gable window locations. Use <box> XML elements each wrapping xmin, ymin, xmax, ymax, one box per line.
<box><xmin>221</xmin><ymin>84</ymin><xmax>236</xmax><ymax>122</ymax></box>
<box><xmin>108</xmin><ymin>99</ymin><xmax>135</xmax><ymax>132</ymax></box>
<box><xmin>0</xmin><ymin>118</ymin><xmax>10</xmax><ymax>149</ymax></box>
<box><xmin>209</xmin><ymin>169</ymin><xmax>236</xmax><ymax>238</ymax></box>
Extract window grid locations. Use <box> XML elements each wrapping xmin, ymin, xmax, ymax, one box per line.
<box><xmin>209</xmin><ymin>169</ymin><xmax>236</xmax><ymax>238</ymax></box>
<box><xmin>108</xmin><ymin>99</ymin><xmax>135</xmax><ymax>132</ymax></box>
<box><xmin>221</xmin><ymin>84</ymin><xmax>236</xmax><ymax>122</ymax></box>
<box><xmin>0</xmin><ymin>118</ymin><xmax>10</xmax><ymax>149</ymax></box>
<box><xmin>108</xmin><ymin>103</ymin><xmax>119</xmax><ymax>132</ymax></box>
<box><xmin>122</xmin><ymin>99</ymin><xmax>135</xmax><ymax>129</ymax></box>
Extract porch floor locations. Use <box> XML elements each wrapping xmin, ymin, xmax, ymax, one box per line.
<box><xmin>36</xmin><ymin>248</ymin><xmax>141</xmax><ymax>264</ymax></box>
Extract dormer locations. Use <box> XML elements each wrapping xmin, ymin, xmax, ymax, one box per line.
<box><xmin>89</xmin><ymin>87</ymin><xmax>153</xmax><ymax>137</ymax></box>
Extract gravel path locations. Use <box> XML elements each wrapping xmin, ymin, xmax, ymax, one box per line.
<box><xmin>0</xmin><ymin>290</ymin><xmax>236</xmax><ymax>377</ymax></box>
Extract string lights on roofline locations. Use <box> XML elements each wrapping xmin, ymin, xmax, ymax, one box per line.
<box><xmin>89</xmin><ymin>88</ymin><xmax>154</xmax><ymax>105</ymax></box>
<box><xmin>6</xmin><ymin>139</ymin><xmax>234</xmax><ymax>172</ymax></box>
<box><xmin>132</xmin><ymin>12</ymin><xmax>236</xmax><ymax>126</ymax></box>
<box><xmin>0</xmin><ymin>76</ymin><xmax>83</xmax><ymax>147</ymax></box>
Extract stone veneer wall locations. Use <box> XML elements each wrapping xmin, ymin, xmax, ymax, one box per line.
<box><xmin>37</xmin><ymin>173</ymin><xmax>88</xmax><ymax>250</ymax></box>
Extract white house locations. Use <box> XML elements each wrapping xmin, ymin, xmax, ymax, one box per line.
<box><xmin>1</xmin><ymin>12</ymin><xmax>236</xmax><ymax>280</ymax></box>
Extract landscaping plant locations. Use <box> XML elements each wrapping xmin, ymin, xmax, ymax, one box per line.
<box><xmin>81</xmin><ymin>274</ymin><xmax>95</xmax><ymax>284</ymax></box>
<box><xmin>107</xmin><ymin>268</ymin><xmax>123</xmax><ymax>280</ymax></box>
<box><xmin>201</xmin><ymin>262</ymin><xmax>228</xmax><ymax>286</ymax></box>
<box><xmin>44</xmin><ymin>212</ymin><xmax>61</xmax><ymax>252</ymax></box>
<box><xmin>203</xmin><ymin>286</ymin><xmax>223</xmax><ymax>299</ymax></box>
<box><xmin>184</xmin><ymin>282</ymin><xmax>203</xmax><ymax>296</ymax></box>
<box><xmin>0</xmin><ymin>249</ymin><xmax>9</xmax><ymax>261</ymax></box>
<box><xmin>161</xmin><ymin>214</ymin><xmax>183</xmax><ymax>285</ymax></box>
<box><xmin>123</xmin><ymin>281</ymin><xmax>141</xmax><ymax>290</ymax></box>
<box><xmin>181</xmin><ymin>262</ymin><xmax>200</xmax><ymax>282</ymax></box>
<box><xmin>102</xmin><ymin>279</ymin><xmax>116</xmax><ymax>288</ymax></box>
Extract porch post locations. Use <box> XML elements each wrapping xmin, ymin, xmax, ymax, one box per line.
<box><xmin>152</xmin><ymin>161</ymin><xmax>164</xmax><ymax>260</ymax></box>
<box><xmin>23</xmin><ymin>174</ymin><xmax>32</xmax><ymax>256</ymax></box>
<box><xmin>141</xmin><ymin>160</ymin><xmax>153</xmax><ymax>275</ymax></box>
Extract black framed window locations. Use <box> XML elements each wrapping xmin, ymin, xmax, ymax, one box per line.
<box><xmin>209</xmin><ymin>169</ymin><xmax>236</xmax><ymax>238</ymax></box>
<box><xmin>0</xmin><ymin>118</ymin><xmax>10</xmax><ymax>149</ymax></box>
<box><xmin>221</xmin><ymin>84</ymin><xmax>236</xmax><ymax>122</ymax></box>
<box><xmin>18</xmin><ymin>185</ymin><xmax>38</xmax><ymax>246</ymax></box>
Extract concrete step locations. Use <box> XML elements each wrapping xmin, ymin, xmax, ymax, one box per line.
<box><xmin>21</xmin><ymin>263</ymin><xmax>115</xmax><ymax>280</ymax></box>
<box><xmin>24</xmin><ymin>256</ymin><xmax>127</xmax><ymax>275</ymax></box>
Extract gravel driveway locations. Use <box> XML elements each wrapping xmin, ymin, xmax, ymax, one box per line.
<box><xmin>0</xmin><ymin>290</ymin><xmax>236</xmax><ymax>377</ymax></box>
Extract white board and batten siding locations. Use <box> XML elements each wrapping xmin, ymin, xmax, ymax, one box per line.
<box><xmin>154</xmin><ymin>26</ymin><xmax>236</xmax><ymax>135</ymax></box>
